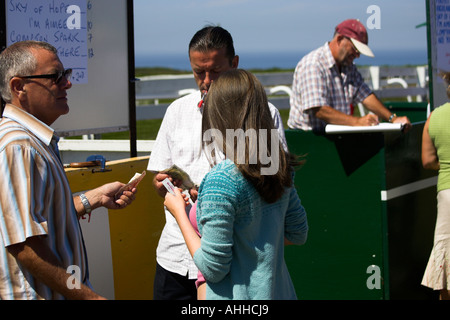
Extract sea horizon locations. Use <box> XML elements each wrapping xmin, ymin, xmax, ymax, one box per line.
<box><xmin>135</xmin><ymin>48</ymin><xmax>428</xmax><ymax>70</ymax></box>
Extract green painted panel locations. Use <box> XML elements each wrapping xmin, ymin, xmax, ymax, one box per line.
<box><xmin>284</xmin><ymin>130</ymin><xmax>386</xmax><ymax>300</ymax></box>
<box><xmin>284</xmin><ymin>125</ymin><xmax>438</xmax><ymax>300</ymax></box>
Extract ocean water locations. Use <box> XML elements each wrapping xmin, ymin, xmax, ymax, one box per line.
<box><xmin>135</xmin><ymin>49</ymin><xmax>428</xmax><ymax>70</ymax></box>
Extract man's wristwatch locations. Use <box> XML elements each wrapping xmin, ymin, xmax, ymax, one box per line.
<box><xmin>79</xmin><ymin>193</ymin><xmax>92</xmax><ymax>214</ymax></box>
<box><xmin>388</xmin><ymin>113</ymin><xmax>397</xmax><ymax>123</ymax></box>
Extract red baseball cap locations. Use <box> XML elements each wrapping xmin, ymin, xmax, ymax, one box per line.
<box><xmin>335</xmin><ymin>19</ymin><xmax>374</xmax><ymax>57</ymax></box>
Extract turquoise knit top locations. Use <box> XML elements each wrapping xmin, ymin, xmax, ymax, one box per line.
<box><xmin>429</xmin><ymin>102</ymin><xmax>450</xmax><ymax>192</ymax></box>
<box><xmin>193</xmin><ymin>159</ymin><xmax>308</xmax><ymax>300</ymax></box>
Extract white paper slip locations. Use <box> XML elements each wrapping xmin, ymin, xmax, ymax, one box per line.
<box><xmin>325</xmin><ymin>122</ymin><xmax>403</xmax><ymax>134</ymax></box>
<box><xmin>162</xmin><ymin>178</ymin><xmax>177</xmax><ymax>195</ymax></box>
<box><xmin>162</xmin><ymin>178</ymin><xmax>194</xmax><ymax>205</ymax></box>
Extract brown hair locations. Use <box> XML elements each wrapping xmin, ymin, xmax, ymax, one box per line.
<box><xmin>201</xmin><ymin>69</ymin><xmax>301</xmax><ymax>203</ymax></box>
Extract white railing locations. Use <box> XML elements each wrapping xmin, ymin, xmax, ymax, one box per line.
<box><xmin>59</xmin><ymin>66</ymin><xmax>429</xmax><ymax>162</ymax></box>
<box><xmin>135</xmin><ymin>66</ymin><xmax>429</xmax><ymax>120</ymax></box>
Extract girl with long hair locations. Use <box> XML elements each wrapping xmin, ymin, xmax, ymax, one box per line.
<box><xmin>164</xmin><ymin>69</ymin><xmax>308</xmax><ymax>300</ymax></box>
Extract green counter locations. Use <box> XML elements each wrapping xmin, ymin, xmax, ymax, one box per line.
<box><xmin>285</xmin><ymin>123</ymin><xmax>438</xmax><ymax>300</ymax></box>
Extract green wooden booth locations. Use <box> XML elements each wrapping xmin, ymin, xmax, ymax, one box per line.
<box><xmin>284</xmin><ymin>122</ymin><xmax>438</xmax><ymax>299</ymax></box>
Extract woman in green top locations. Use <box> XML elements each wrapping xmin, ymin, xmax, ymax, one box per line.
<box><xmin>421</xmin><ymin>71</ymin><xmax>450</xmax><ymax>300</ymax></box>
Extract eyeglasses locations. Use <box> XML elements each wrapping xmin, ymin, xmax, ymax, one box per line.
<box><xmin>13</xmin><ymin>69</ymin><xmax>72</xmax><ymax>84</ymax></box>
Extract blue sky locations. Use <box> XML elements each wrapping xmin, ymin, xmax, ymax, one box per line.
<box><xmin>133</xmin><ymin>0</ymin><xmax>428</xmax><ymax>56</ymax></box>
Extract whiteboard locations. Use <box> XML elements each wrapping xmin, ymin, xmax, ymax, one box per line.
<box><xmin>428</xmin><ymin>0</ymin><xmax>450</xmax><ymax>110</ymax></box>
<box><xmin>4</xmin><ymin>0</ymin><xmax>132</xmax><ymax>137</ymax></box>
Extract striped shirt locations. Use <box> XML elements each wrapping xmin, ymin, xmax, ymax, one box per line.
<box><xmin>288</xmin><ymin>42</ymin><xmax>372</xmax><ymax>131</ymax></box>
<box><xmin>147</xmin><ymin>91</ymin><xmax>287</xmax><ymax>279</ymax></box>
<box><xmin>0</xmin><ymin>104</ymin><xmax>88</xmax><ymax>300</ymax></box>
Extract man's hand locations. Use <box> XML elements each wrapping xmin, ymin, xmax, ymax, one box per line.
<box><xmin>152</xmin><ymin>172</ymin><xmax>182</xmax><ymax>198</ymax></box>
<box><xmin>392</xmin><ymin>115</ymin><xmax>412</xmax><ymax>132</ymax></box>
<box><xmin>93</xmin><ymin>181</ymin><xmax>137</xmax><ymax>209</ymax></box>
<box><xmin>74</xmin><ymin>182</ymin><xmax>137</xmax><ymax>219</ymax></box>
<box><xmin>355</xmin><ymin>113</ymin><xmax>379</xmax><ymax>126</ymax></box>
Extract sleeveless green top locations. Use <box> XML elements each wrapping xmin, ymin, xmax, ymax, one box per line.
<box><xmin>429</xmin><ymin>102</ymin><xmax>450</xmax><ymax>192</ymax></box>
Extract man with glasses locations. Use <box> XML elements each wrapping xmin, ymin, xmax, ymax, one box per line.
<box><xmin>288</xmin><ymin>19</ymin><xmax>411</xmax><ymax>132</ymax></box>
<box><xmin>14</xmin><ymin>68</ymin><xmax>73</xmax><ymax>84</ymax></box>
<box><xmin>0</xmin><ymin>40</ymin><xmax>137</xmax><ymax>299</ymax></box>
